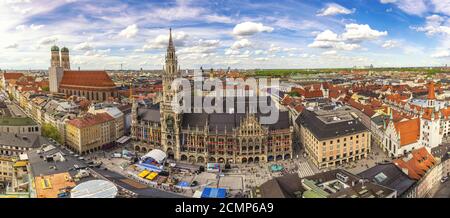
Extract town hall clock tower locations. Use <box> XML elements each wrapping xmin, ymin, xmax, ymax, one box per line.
<box><xmin>161</xmin><ymin>29</ymin><xmax>182</xmax><ymax>160</ymax></box>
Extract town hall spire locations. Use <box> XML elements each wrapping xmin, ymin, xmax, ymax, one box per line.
<box><xmin>165</xmin><ymin>28</ymin><xmax>178</xmax><ymax>75</ymax></box>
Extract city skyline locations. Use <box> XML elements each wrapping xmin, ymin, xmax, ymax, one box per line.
<box><xmin>1</xmin><ymin>0</ymin><xmax>450</xmax><ymax>70</ymax></box>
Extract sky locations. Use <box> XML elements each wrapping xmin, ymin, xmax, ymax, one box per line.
<box><xmin>1</xmin><ymin>0</ymin><xmax>450</xmax><ymax>70</ymax></box>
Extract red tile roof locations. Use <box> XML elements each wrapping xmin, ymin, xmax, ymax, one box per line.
<box><xmin>67</xmin><ymin>113</ymin><xmax>113</xmax><ymax>128</ymax></box>
<box><xmin>393</xmin><ymin>118</ymin><xmax>420</xmax><ymax>146</ymax></box>
<box><xmin>422</xmin><ymin>108</ymin><xmax>440</xmax><ymax>120</ymax></box>
<box><xmin>393</xmin><ymin>147</ymin><xmax>436</xmax><ymax>180</ymax></box>
<box><xmin>428</xmin><ymin>81</ymin><xmax>436</xmax><ymax>100</ymax></box>
<box><xmin>60</xmin><ymin>71</ymin><xmax>116</xmax><ymax>89</ymax></box>
<box><xmin>3</xmin><ymin>72</ymin><xmax>24</xmax><ymax>80</ymax></box>
<box><xmin>386</xmin><ymin>93</ymin><xmax>409</xmax><ymax>102</ymax></box>
<box><xmin>441</xmin><ymin>107</ymin><xmax>450</xmax><ymax>119</ymax></box>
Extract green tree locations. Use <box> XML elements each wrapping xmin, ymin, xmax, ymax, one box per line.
<box><xmin>42</xmin><ymin>123</ymin><xmax>62</xmax><ymax>144</ymax></box>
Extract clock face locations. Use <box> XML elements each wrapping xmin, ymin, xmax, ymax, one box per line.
<box><xmin>166</xmin><ymin>115</ymin><xmax>174</xmax><ymax>131</ymax></box>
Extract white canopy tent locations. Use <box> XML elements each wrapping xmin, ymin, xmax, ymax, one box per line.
<box><xmin>141</xmin><ymin>149</ymin><xmax>167</xmax><ymax>164</ymax></box>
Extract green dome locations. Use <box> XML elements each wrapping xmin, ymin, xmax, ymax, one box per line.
<box><xmin>61</xmin><ymin>47</ymin><xmax>69</xmax><ymax>52</ymax></box>
<box><xmin>51</xmin><ymin>45</ymin><xmax>59</xmax><ymax>52</ymax></box>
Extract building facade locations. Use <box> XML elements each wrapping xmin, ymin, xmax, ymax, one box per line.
<box><xmin>0</xmin><ymin>156</ymin><xmax>13</xmax><ymax>183</ymax></box>
<box><xmin>65</xmin><ymin>113</ymin><xmax>115</xmax><ymax>154</ymax></box>
<box><xmin>297</xmin><ymin>106</ymin><xmax>371</xmax><ymax>169</ymax></box>
<box><xmin>131</xmin><ymin>30</ymin><xmax>293</xmax><ymax>164</ymax></box>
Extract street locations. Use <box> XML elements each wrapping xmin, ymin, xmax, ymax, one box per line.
<box><xmin>433</xmin><ymin>180</ymin><xmax>450</xmax><ymax>198</ymax></box>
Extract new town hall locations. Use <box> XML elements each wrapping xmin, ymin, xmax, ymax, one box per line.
<box><xmin>131</xmin><ymin>30</ymin><xmax>293</xmax><ymax>164</ymax></box>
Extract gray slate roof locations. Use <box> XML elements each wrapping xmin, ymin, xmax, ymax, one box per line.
<box><xmin>358</xmin><ymin>163</ymin><xmax>416</xmax><ymax>197</ymax></box>
<box><xmin>296</xmin><ymin>109</ymin><xmax>367</xmax><ymax>140</ymax></box>
<box><xmin>0</xmin><ymin>133</ymin><xmax>39</xmax><ymax>148</ymax></box>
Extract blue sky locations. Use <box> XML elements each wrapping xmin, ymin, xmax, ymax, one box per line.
<box><xmin>1</xmin><ymin>0</ymin><xmax>450</xmax><ymax>70</ymax></box>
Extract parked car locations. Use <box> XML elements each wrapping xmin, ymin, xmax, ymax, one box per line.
<box><xmin>441</xmin><ymin>176</ymin><xmax>449</xmax><ymax>183</ymax></box>
<box><xmin>190</xmin><ymin>181</ymin><xmax>198</xmax><ymax>187</ymax></box>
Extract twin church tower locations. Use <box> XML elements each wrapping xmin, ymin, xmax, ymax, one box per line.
<box><xmin>50</xmin><ymin>45</ymin><xmax>71</xmax><ymax>70</ymax></box>
<box><xmin>49</xmin><ymin>46</ymin><xmax>71</xmax><ymax>93</ymax></box>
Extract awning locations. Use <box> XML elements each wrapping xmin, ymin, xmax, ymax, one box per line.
<box><xmin>13</xmin><ymin>161</ymin><xmax>27</xmax><ymax>168</ymax></box>
<box><xmin>142</xmin><ymin>149</ymin><xmax>167</xmax><ymax>164</ymax></box>
<box><xmin>201</xmin><ymin>188</ymin><xmax>227</xmax><ymax>198</ymax></box>
<box><xmin>177</xmin><ymin>181</ymin><xmax>190</xmax><ymax>187</ymax></box>
<box><xmin>116</xmin><ymin>136</ymin><xmax>131</xmax><ymax>144</ymax></box>
<box><xmin>145</xmin><ymin>172</ymin><xmax>158</xmax><ymax>181</ymax></box>
<box><xmin>138</xmin><ymin>170</ymin><xmax>150</xmax><ymax>178</ymax></box>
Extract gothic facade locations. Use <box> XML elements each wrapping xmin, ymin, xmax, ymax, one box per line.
<box><xmin>131</xmin><ymin>30</ymin><xmax>293</xmax><ymax>164</ymax></box>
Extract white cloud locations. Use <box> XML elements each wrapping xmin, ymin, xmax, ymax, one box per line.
<box><xmin>118</xmin><ymin>24</ymin><xmax>139</xmax><ymax>39</ymax></box>
<box><xmin>322</xmin><ymin>50</ymin><xmax>337</xmax><ymax>55</ymax></box>
<box><xmin>232</xmin><ymin>22</ymin><xmax>274</xmax><ymax>36</ymax></box>
<box><xmin>38</xmin><ymin>36</ymin><xmax>58</xmax><ymax>45</ymax></box>
<box><xmin>382</xmin><ymin>40</ymin><xmax>399</xmax><ymax>48</ymax></box>
<box><xmin>315</xmin><ymin>30</ymin><xmax>341</xmax><ymax>41</ymax></box>
<box><xmin>178</xmin><ymin>39</ymin><xmax>221</xmax><ymax>55</ymax></box>
<box><xmin>230</xmin><ymin>39</ymin><xmax>252</xmax><ymax>50</ymax></box>
<box><xmin>15</xmin><ymin>25</ymin><xmax>26</xmax><ymax>31</ymax></box>
<box><xmin>255</xmin><ymin>57</ymin><xmax>269</xmax><ymax>61</ymax></box>
<box><xmin>432</xmin><ymin>0</ymin><xmax>450</xmax><ymax>16</ymax></box>
<box><xmin>4</xmin><ymin>43</ymin><xmax>18</xmax><ymax>49</ymax></box>
<box><xmin>335</xmin><ymin>42</ymin><xmax>360</xmax><ymax>51</ymax></box>
<box><xmin>268</xmin><ymin>44</ymin><xmax>282</xmax><ymax>52</ymax></box>
<box><xmin>254</xmin><ymin>50</ymin><xmax>267</xmax><ymax>55</ymax></box>
<box><xmin>30</xmin><ymin>24</ymin><xmax>44</xmax><ymax>30</ymax></box>
<box><xmin>413</xmin><ymin>15</ymin><xmax>450</xmax><ymax>36</ymax></box>
<box><xmin>380</xmin><ymin>0</ymin><xmax>397</xmax><ymax>3</ymax></box>
<box><xmin>308</xmin><ymin>40</ymin><xmax>335</xmax><ymax>49</ymax></box>
<box><xmin>204</xmin><ymin>14</ymin><xmax>234</xmax><ymax>24</ymax></box>
<box><xmin>283</xmin><ymin>48</ymin><xmax>298</xmax><ymax>52</ymax></box>
<box><xmin>317</xmin><ymin>3</ymin><xmax>354</xmax><ymax>16</ymax></box>
<box><xmin>342</xmin><ymin>23</ymin><xmax>387</xmax><ymax>41</ymax></box>
<box><xmin>143</xmin><ymin>31</ymin><xmax>189</xmax><ymax>50</ymax></box>
<box><xmin>432</xmin><ymin>50</ymin><xmax>450</xmax><ymax>58</ymax></box>
<box><xmin>380</xmin><ymin>0</ymin><xmax>428</xmax><ymax>16</ymax></box>
<box><xmin>225</xmin><ymin>49</ymin><xmax>240</xmax><ymax>55</ymax></box>
<box><xmin>308</xmin><ymin>29</ymin><xmax>362</xmax><ymax>51</ymax></box>
<box><xmin>74</xmin><ymin>42</ymin><xmax>94</xmax><ymax>51</ymax></box>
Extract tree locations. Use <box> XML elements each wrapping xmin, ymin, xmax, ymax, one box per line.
<box><xmin>42</xmin><ymin>123</ymin><xmax>62</xmax><ymax>144</ymax></box>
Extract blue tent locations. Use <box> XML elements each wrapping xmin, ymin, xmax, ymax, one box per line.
<box><xmin>201</xmin><ymin>188</ymin><xmax>227</xmax><ymax>198</ymax></box>
<box><xmin>177</xmin><ymin>181</ymin><xmax>190</xmax><ymax>187</ymax></box>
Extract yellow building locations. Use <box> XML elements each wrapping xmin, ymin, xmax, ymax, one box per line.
<box><xmin>65</xmin><ymin>113</ymin><xmax>115</xmax><ymax>155</ymax></box>
<box><xmin>297</xmin><ymin>107</ymin><xmax>371</xmax><ymax>169</ymax></box>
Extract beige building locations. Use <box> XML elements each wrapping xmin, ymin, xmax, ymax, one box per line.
<box><xmin>88</xmin><ymin>105</ymin><xmax>124</xmax><ymax>141</ymax></box>
<box><xmin>0</xmin><ymin>156</ymin><xmax>13</xmax><ymax>182</ymax></box>
<box><xmin>297</xmin><ymin>106</ymin><xmax>371</xmax><ymax>169</ymax></box>
<box><xmin>65</xmin><ymin>113</ymin><xmax>115</xmax><ymax>154</ymax></box>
